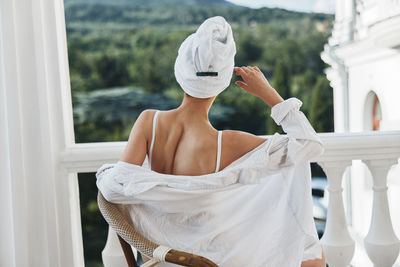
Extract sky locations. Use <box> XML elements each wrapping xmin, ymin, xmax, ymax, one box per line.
<box><xmin>226</xmin><ymin>0</ymin><xmax>335</xmax><ymax>14</ymax></box>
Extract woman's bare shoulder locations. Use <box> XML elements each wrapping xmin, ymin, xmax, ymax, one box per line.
<box><xmin>134</xmin><ymin>109</ymin><xmax>160</xmax><ymax>142</ymax></box>
<box><xmin>136</xmin><ymin>108</ymin><xmax>158</xmax><ymax>126</ymax></box>
<box><xmin>222</xmin><ymin>130</ymin><xmax>267</xmax><ymax>157</ymax></box>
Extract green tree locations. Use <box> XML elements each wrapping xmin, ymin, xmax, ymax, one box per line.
<box><xmin>95</xmin><ymin>53</ymin><xmax>129</xmax><ymax>88</ymax></box>
<box><xmin>235</xmin><ymin>33</ymin><xmax>264</xmax><ymax>66</ymax></box>
<box><xmin>291</xmin><ymin>70</ymin><xmax>317</xmax><ymax>116</ymax></box>
<box><xmin>309</xmin><ymin>76</ymin><xmax>334</xmax><ymax>132</ymax></box>
<box><xmin>267</xmin><ymin>60</ymin><xmax>291</xmax><ymax>135</ymax></box>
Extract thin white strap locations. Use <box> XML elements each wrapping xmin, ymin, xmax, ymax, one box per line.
<box><xmin>152</xmin><ymin>245</ymin><xmax>172</xmax><ymax>262</ymax></box>
<box><xmin>215</xmin><ymin>130</ymin><xmax>222</xmax><ymax>172</ymax></box>
<box><xmin>149</xmin><ymin>110</ymin><xmax>160</xmax><ymax>167</ymax></box>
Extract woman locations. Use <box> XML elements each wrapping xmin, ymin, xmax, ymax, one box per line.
<box><xmin>99</xmin><ymin>16</ymin><xmax>326</xmax><ymax>266</ymax></box>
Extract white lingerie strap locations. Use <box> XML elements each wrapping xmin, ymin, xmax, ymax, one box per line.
<box><xmin>149</xmin><ymin>110</ymin><xmax>160</xmax><ymax>168</ymax></box>
<box><xmin>215</xmin><ymin>130</ymin><xmax>222</xmax><ymax>172</ymax></box>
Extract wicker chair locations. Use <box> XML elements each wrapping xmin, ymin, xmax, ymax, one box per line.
<box><xmin>97</xmin><ymin>191</ymin><xmax>218</xmax><ymax>267</ymax></box>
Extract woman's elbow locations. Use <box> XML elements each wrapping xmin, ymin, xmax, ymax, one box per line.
<box><xmin>289</xmin><ymin>139</ymin><xmax>324</xmax><ymax>164</ymax></box>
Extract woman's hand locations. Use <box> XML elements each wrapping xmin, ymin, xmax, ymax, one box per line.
<box><xmin>234</xmin><ymin>66</ymin><xmax>284</xmax><ymax>108</ymax></box>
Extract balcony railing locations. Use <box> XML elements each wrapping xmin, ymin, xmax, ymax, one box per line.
<box><xmin>60</xmin><ymin>130</ymin><xmax>400</xmax><ymax>267</ymax></box>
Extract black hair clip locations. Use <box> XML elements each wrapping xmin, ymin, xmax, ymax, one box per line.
<box><xmin>196</xmin><ymin>72</ymin><xmax>218</xmax><ymax>76</ymax></box>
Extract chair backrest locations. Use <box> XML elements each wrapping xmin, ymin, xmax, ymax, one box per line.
<box><xmin>97</xmin><ymin>191</ymin><xmax>158</xmax><ymax>256</ymax></box>
<box><xmin>97</xmin><ymin>191</ymin><xmax>218</xmax><ymax>267</ymax></box>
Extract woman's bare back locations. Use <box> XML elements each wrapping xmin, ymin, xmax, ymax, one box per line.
<box><xmin>118</xmin><ymin>66</ymin><xmax>325</xmax><ymax>266</ymax></box>
<box><xmin>146</xmin><ymin>109</ymin><xmax>267</xmax><ymax>176</ymax></box>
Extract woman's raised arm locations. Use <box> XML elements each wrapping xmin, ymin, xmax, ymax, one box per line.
<box><xmin>234</xmin><ymin>66</ymin><xmax>324</xmax><ymax>167</ymax></box>
<box><xmin>234</xmin><ymin>66</ymin><xmax>283</xmax><ymax>108</ymax></box>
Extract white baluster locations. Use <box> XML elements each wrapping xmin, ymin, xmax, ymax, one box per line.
<box><xmin>363</xmin><ymin>159</ymin><xmax>400</xmax><ymax>267</ymax></box>
<box><xmin>102</xmin><ymin>226</ymin><xmax>129</xmax><ymax>267</ymax></box>
<box><xmin>318</xmin><ymin>161</ymin><xmax>355</xmax><ymax>267</ymax></box>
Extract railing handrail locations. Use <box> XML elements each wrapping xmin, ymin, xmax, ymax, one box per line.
<box><xmin>60</xmin><ymin>130</ymin><xmax>400</xmax><ymax>173</ymax></box>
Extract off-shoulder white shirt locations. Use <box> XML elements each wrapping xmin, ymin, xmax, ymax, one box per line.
<box><xmin>96</xmin><ymin>97</ymin><xmax>324</xmax><ymax>266</ymax></box>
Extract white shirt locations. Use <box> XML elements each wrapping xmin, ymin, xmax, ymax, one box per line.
<box><xmin>96</xmin><ymin>97</ymin><xmax>324</xmax><ymax>266</ymax></box>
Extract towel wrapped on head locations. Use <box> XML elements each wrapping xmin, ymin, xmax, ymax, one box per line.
<box><xmin>174</xmin><ymin>16</ymin><xmax>236</xmax><ymax>98</ymax></box>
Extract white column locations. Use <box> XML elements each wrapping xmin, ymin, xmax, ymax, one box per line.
<box><xmin>320</xmin><ymin>44</ymin><xmax>349</xmax><ymax>133</ymax></box>
<box><xmin>331</xmin><ymin>0</ymin><xmax>345</xmax><ymax>45</ymax></box>
<box><xmin>363</xmin><ymin>159</ymin><xmax>400</xmax><ymax>267</ymax></box>
<box><xmin>343</xmin><ymin>0</ymin><xmax>355</xmax><ymax>42</ymax></box>
<box><xmin>318</xmin><ymin>161</ymin><xmax>355</xmax><ymax>267</ymax></box>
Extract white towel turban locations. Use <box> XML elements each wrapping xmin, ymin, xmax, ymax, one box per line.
<box><xmin>174</xmin><ymin>16</ymin><xmax>236</xmax><ymax>98</ymax></box>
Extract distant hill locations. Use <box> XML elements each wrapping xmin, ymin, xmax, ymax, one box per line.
<box><xmin>64</xmin><ymin>0</ymin><xmax>332</xmax><ymax>29</ymax></box>
<box><xmin>64</xmin><ymin>0</ymin><xmax>236</xmax><ymax>6</ymax></box>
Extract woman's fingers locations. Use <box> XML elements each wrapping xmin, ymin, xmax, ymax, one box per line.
<box><xmin>234</xmin><ymin>67</ymin><xmax>247</xmax><ymax>77</ymax></box>
<box><xmin>235</xmin><ymin>80</ymin><xmax>248</xmax><ymax>90</ymax></box>
<box><xmin>235</xmin><ymin>66</ymin><xmax>260</xmax><ymax>71</ymax></box>
<box><xmin>234</xmin><ymin>67</ymin><xmax>249</xmax><ymax>90</ymax></box>
<box><xmin>237</xmin><ymin>66</ymin><xmax>249</xmax><ymax>75</ymax></box>
<box><xmin>234</xmin><ymin>67</ymin><xmax>243</xmax><ymax>76</ymax></box>
<box><xmin>243</xmin><ymin>66</ymin><xmax>259</xmax><ymax>77</ymax></box>
<box><xmin>234</xmin><ymin>66</ymin><xmax>260</xmax><ymax>83</ymax></box>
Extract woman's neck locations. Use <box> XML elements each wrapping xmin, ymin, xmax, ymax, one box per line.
<box><xmin>176</xmin><ymin>93</ymin><xmax>216</xmax><ymax>123</ymax></box>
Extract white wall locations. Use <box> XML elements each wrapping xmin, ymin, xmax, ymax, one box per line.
<box><xmin>323</xmin><ymin>1</ymin><xmax>400</xmax><ymax>265</ymax></box>
<box><xmin>347</xmin><ymin>53</ymin><xmax>400</xmax><ymax>266</ymax></box>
